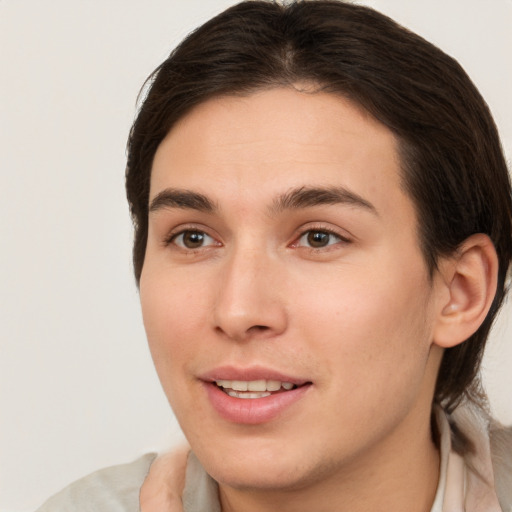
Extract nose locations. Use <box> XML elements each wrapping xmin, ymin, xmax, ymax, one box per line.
<box><xmin>213</xmin><ymin>245</ymin><xmax>288</xmax><ymax>342</ymax></box>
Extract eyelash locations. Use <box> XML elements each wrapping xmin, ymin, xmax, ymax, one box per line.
<box><xmin>293</xmin><ymin>226</ymin><xmax>351</xmax><ymax>251</ymax></box>
<box><xmin>164</xmin><ymin>225</ymin><xmax>351</xmax><ymax>252</ymax></box>
<box><xmin>164</xmin><ymin>227</ymin><xmax>220</xmax><ymax>250</ymax></box>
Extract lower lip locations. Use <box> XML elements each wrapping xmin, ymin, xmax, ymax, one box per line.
<box><xmin>204</xmin><ymin>382</ymin><xmax>311</xmax><ymax>424</ymax></box>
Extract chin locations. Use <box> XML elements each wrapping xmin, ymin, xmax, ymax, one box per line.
<box><xmin>211</xmin><ymin>462</ymin><xmax>314</xmax><ymax>492</ymax></box>
<box><xmin>191</xmin><ymin>433</ymin><xmax>334</xmax><ymax>492</ymax></box>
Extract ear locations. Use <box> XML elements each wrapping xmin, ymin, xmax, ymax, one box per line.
<box><xmin>433</xmin><ymin>234</ymin><xmax>498</xmax><ymax>348</ymax></box>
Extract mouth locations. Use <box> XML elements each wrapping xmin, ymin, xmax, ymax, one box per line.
<box><xmin>215</xmin><ymin>379</ymin><xmax>299</xmax><ymax>399</ymax></box>
<box><xmin>201</xmin><ymin>369</ymin><xmax>312</xmax><ymax>424</ymax></box>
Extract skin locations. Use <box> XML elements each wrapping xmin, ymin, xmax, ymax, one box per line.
<box><xmin>140</xmin><ymin>87</ymin><xmax>452</xmax><ymax>512</ymax></box>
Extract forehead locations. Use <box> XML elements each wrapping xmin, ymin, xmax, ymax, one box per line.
<box><xmin>150</xmin><ymin>87</ymin><xmax>410</xmax><ymax>222</ymax></box>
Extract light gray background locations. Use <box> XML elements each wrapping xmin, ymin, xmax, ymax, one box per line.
<box><xmin>1</xmin><ymin>1</ymin><xmax>511</xmax><ymax>511</ymax></box>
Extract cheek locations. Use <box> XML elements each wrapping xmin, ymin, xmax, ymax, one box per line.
<box><xmin>139</xmin><ymin>268</ymin><xmax>209</xmax><ymax>389</ymax></box>
<box><xmin>291</xmin><ymin>258</ymin><xmax>434</xmax><ymax>395</ymax></box>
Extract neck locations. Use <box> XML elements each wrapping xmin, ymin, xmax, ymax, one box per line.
<box><xmin>219</xmin><ymin>409</ymin><xmax>440</xmax><ymax>512</ymax></box>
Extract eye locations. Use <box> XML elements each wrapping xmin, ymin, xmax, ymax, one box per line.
<box><xmin>297</xmin><ymin>229</ymin><xmax>346</xmax><ymax>249</ymax></box>
<box><xmin>171</xmin><ymin>230</ymin><xmax>218</xmax><ymax>249</ymax></box>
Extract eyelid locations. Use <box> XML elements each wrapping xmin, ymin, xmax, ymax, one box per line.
<box><xmin>173</xmin><ymin>231</ymin><xmax>217</xmax><ymax>249</ymax></box>
<box><xmin>290</xmin><ymin>223</ymin><xmax>353</xmax><ymax>249</ymax></box>
<box><xmin>163</xmin><ymin>224</ymin><xmax>222</xmax><ymax>248</ymax></box>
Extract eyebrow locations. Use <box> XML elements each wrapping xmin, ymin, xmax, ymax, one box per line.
<box><xmin>269</xmin><ymin>186</ymin><xmax>378</xmax><ymax>216</ymax></box>
<box><xmin>149</xmin><ymin>188</ymin><xmax>217</xmax><ymax>213</ymax></box>
<box><xmin>148</xmin><ymin>185</ymin><xmax>377</xmax><ymax>216</ymax></box>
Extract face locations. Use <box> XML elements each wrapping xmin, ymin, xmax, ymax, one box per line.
<box><xmin>140</xmin><ymin>88</ymin><xmax>443</xmax><ymax>492</ymax></box>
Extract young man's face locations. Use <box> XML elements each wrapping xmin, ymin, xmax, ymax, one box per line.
<box><xmin>140</xmin><ymin>88</ymin><xmax>445</xmax><ymax>491</ymax></box>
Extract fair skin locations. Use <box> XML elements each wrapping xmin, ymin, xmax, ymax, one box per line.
<box><xmin>140</xmin><ymin>87</ymin><xmax>497</xmax><ymax>512</ymax></box>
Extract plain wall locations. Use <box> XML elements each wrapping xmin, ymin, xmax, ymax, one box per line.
<box><xmin>1</xmin><ymin>1</ymin><xmax>511</xmax><ymax>510</ymax></box>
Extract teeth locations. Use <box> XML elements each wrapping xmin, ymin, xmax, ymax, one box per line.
<box><xmin>232</xmin><ymin>380</ymin><xmax>248</xmax><ymax>391</ymax></box>
<box><xmin>215</xmin><ymin>379</ymin><xmax>296</xmax><ymax>393</ymax></box>
<box><xmin>227</xmin><ymin>390</ymin><xmax>271</xmax><ymax>399</ymax></box>
<box><xmin>247</xmin><ymin>380</ymin><xmax>266</xmax><ymax>391</ymax></box>
<box><xmin>266</xmin><ymin>380</ymin><xmax>281</xmax><ymax>391</ymax></box>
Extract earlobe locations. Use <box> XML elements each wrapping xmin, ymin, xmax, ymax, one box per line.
<box><xmin>433</xmin><ymin>234</ymin><xmax>498</xmax><ymax>348</ymax></box>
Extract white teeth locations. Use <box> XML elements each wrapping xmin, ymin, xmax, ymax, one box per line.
<box><xmin>215</xmin><ymin>379</ymin><xmax>297</xmax><ymax>393</ymax></box>
<box><xmin>266</xmin><ymin>380</ymin><xmax>281</xmax><ymax>391</ymax></box>
<box><xmin>247</xmin><ymin>380</ymin><xmax>266</xmax><ymax>392</ymax></box>
<box><xmin>231</xmin><ymin>380</ymin><xmax>248</xmax><ymax>391</ymax></box>
<box><xmin>227</xmin><ymin>390</ymin><xmax>271</xmax><ymax>399</ymax></box>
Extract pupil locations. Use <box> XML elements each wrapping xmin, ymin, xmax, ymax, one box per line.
<box><xmin>184</xmin><ymin>231</ymin><xmax>204</xmax><ymax>248</ymax></box>
<box><xmin>308</xmin><ymin>231</ymin><xmax>329</xmax><ymax>247</ymax></box>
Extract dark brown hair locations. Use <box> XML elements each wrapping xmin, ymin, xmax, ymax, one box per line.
<box><xmin>126</xmin><ymin>1</ymin><xmax>512</xmax><ymax>413</ymax></box>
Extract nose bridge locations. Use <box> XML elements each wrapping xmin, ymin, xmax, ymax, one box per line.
<box><xmin>213</xmin><ymin>238</ymin><xmax>287</xmax><ymax>341</ymax></box>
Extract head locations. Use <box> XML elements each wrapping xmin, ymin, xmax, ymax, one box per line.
<box><xmin>127</xmin><ymin>0</ymin><xmax>511</xmax><ymax>414</ymax></box>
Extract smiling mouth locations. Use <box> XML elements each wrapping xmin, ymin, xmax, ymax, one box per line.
<box><xmin>206</xmin><ymin>376</ymin><xmax>312</xmax><ymax>423</ymax></box>
<box><xmin>215</xmin><ymin>379</ymin><xmax>300</xmax><ymax>399</ymax></box>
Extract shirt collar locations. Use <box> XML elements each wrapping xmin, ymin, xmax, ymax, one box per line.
<box><xmin>432</xmin><ymin>404</ymin><xmax>502</xmax><ymax>512</ymax></box>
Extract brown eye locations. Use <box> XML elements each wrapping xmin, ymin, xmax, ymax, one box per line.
<box><xmin>307</xmin><ymin>231</ymin><xmax>330</xmax><ymax>247</ymax></box>
<box><xmin>173</xmin><ymin>230</ymin><xmax>215</xmax><ymax>249</ymax></box>
<box><xmin>298</xmin><ymin>230</ymin><xmax>343</xmax><ymax>248</ymax></box>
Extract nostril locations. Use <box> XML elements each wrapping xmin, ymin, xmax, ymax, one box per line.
<box><xmin>214</xmin><ymin>323</ymin><xmax>272</xmax><ymax>342</ymax></box>
<box><xmin>251</xmin><ymin>325</ymin><xmax>270</xmax><ymax>332</ymax></box>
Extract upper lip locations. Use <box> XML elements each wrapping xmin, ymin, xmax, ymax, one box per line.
<box><xmin>199</xmin><ymin>365</ymin><xmax>310</xmax><ymax>386</ymax></box>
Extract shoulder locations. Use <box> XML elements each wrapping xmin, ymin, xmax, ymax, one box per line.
<box><xmin>36</xmin><ymin>453</ymin><xmax>157</xmax><ymax>512</ymax></box>
<box><xmin>490</xmin><ymin>423</ymin><xmax>512</xmax><ymax>509</ymax></box>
